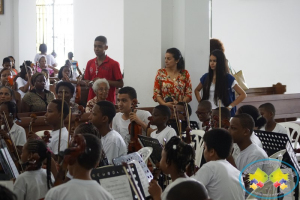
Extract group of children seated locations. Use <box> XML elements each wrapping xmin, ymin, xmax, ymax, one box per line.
<box><xmin>0</xmin><ymin>78</ymin><xmax>291</xmax><ymax>200</ymax></box>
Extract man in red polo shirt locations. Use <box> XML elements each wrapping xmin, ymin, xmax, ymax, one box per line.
<box><xmin>85</xmin><ymin>36</ymin><xmax>123</xmax><ymax>104</ymax></box>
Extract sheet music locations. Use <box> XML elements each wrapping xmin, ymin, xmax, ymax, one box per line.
<box><xmin>99</xmin><ymin>175</ymin><xmax>132</xmax><ymax>200</ymax></box>
<box><xmin>129</xmin><ymin>160</ymin><xmax>150</xmax><ymax>197</ymax></box>
<box><xmin>1</xmin><ymin>148</ymin><xmax>19</xmax><ymax>178</ymax></box>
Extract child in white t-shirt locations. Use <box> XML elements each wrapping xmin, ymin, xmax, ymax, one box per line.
<box><xmin>16</xmin><ymin>62</ymin><xmax>33</xmax><ymax>99</ymax></box>
<box><xmin>0</xmin><ymin>101</ymin><xmax>26</xmax><ymax>155</ymax></box>
<box><xmin>194</xmin><ymin>128</ymin><xmax>245</xmax><ymax>200</ymax></box>
<box><xmin>150</xmin><ymin>105</ymin><xmax>177</xmax><ymax>145</ymax></box>
<box><xmin>148</xmin><ymin>136</ymin><xmax>196</xmax><ymax>200</ymax></box>
<box><xmin>112</xmin><ymin>87</ymin><xmax>155</xmax><ymax>147</ymax></box>
<box><xmin>45</xmin><ymin>134</ymin><xmax>113</xmax><ymax>200</ymax></box>
<box><xmin>89</xmin><ymin>100</ymin><xmax>127</xmax><ymax>164</ymax></box>
<box><xmin>14</xmin><ymin>139</ymin><xmax>54</xmax><ymax>200</ymax></box>
<box><xmin>228</xmin><ymin>114</ymin><xmax>268</xmax><ymax>172</ymax></box>
<box><xmin>44</xmin><ymin>99</ymin><xmax>70</xmax><ymax>160</ymax></box>
<box><xmin>259</xmin><ymin>103</ymin><xmax>288</xmax><ymax>134</ymax></box>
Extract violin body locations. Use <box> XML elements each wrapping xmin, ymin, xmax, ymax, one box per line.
<box><xmin>75</xmin><ymin>77</ymin><xmax>82</xmax><ymax>104</ymax></box>
<box><xmin>128</xmin><ymin>121</ymin><xmax>143</xmax><ymax>153</ymax></box>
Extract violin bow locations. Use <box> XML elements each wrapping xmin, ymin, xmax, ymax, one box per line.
<box><xmin>173</xmin><ymin>105</ymin><xmax>182</xmax><ymax>140</ymax></box>
<box><xmin>122</xmin><ymin>163</ymin><xmax>144</xmax><ymax>200</ymax></box>
<box><xmin>58</xmin><ymin>89</ymin><xmax>65</xmax><ymax>153</ymax></box>
<box><xmin>184</xmin><ymin>102</ymin><xmax>191</xmax><ymax>128</ymax></box>
<box><xmin>2</xmin><ymin>111</ymin><xmax>23</xmax><ymax>171</ymax></box>
<box><xmin>218</xmin><ymin>100</ymin><xmax>221</xmax><ymax>128</ymax></box>
<box><xmin>67</xmin><ymin>106</ymin><xmax>72</xmax><ymax>148</ymax></box>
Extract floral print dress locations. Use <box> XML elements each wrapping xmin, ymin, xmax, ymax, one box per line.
<box><xmin>153</xmin><ymin>68</ymin><xmax>192</xmax><ymax>102</ymax></box>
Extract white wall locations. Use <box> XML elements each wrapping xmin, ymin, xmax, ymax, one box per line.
<box><xmin>124</xmin><ymin>0</ymin><xmax>210</xmax><ymax>121</ymax></box>
<box><xmin>73</xmin><ymin>0</ymin><xmax>124</xmax><ymax>73</ymax></box>
<box><xmin>124</xmin><ymin>0</ymin><xmax>163</xmax><ymax>107</ymax></box>
<box><xmin>0</xmin><ymin>0</ymin><xmax>36</xmax><ymax>69</ymax></box>
<box><xmin>0</xmin><ymin>0</ymin><xmax>14</xmax><ymax>63</ymax></box>
<box><xmin>212</xmin><ymin>0</ymin><xmax>300</xmax><ymax>93</ymax></box>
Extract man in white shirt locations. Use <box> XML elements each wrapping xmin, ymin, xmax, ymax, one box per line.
<box><xmin>227</xmin><ymin>114</ymin><xmax>268</xmax><ymax>172</ymax></box>
<box><xmin>259</xmin><ymin>103</ymin><xmax>288</xmax><ymax>134</ymax></box>
<box><xmin>44</xmin><ymin>99</ymin><xmax>70</xmax><ymax>157</ymax></box>
<box><xmin>112</xmin><ymin>87</ymin><xmax>155</xmax><ymax>148</ymax></box>
<box><xmin>194</xmin><ymin>128</ymin><xmax>245</xmax><ymax>200</ymax></box>
<box><xmin>89</xmin><ymin>100</ymin><xmax>127</xmax><ymax>164</ymax></box>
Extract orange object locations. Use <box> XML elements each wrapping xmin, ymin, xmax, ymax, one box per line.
<box><xmin>7</xmin><ymin>75</ymin><xmax>16</xmax><ymax>86</ymax></box>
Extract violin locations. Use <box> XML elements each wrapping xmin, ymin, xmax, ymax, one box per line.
<box><xmin>42</xmin><ymin>131</ymin><xmax>51</xmax><ymax>144</ymax></box>
<box><xmin>74</xmin><ymin>105</ymin><xmax>85</xmax><ymax>128</ymax></box>
<box><xmin>128</xmin><ymin>101</ymin><xmax>143</xmax><ymax>153</ymax></box>
<box><xmin>75</xmin><ymin>75</ymin><xmax>82</xmax><ymax>104</ymax></box>
<box><xmin>202</xmin><ymin>120</ymin><xmax>211</xmax><ymax>132</ymax></box>
<box><xmin>54</xmin><ymin>134</ymin><xmax>86</xmax><ymax>187</ymax></box>
<box><xmin>172</xmin><ymin>105</ymin><xmax>182</xmax><ymax>139</ymax></box>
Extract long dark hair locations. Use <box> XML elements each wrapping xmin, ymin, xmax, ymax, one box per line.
<box><xmin>26</xmin><ymin>140</ymin><xmax>53</xmax><ymax>189</ymax></box>
<box><xmin>202</xmin><ymin>50</ymin><xmax>229</xmax><ymax>106</ymax></box>
<box><xmin>164</xmin><ymin>136</ymin><xmax>195</xmax><ymax>175</ymax></box>
<box><xmin>166</xmin><ymin>48</ymin><xmax>185</xmax><ymax>70</ymax></box>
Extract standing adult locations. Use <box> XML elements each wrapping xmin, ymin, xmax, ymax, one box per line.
<box><xmin>84</xmin><ymin>36</ymin><xmax>123</xmax><ymax>105</ymax></box>
<box><xmin>34</xmin><ymin>44</ymin><xmax>57</xmax><ymax>68</ymax></box>
<box><xmin>194</xmin><ymin>50</ymin><xmax>246</xmax><ymax>116</ymax></box>
<box><xmin>153</xmin><ymin>48</ymin><xmax>192</xmax><ymax>108</ymax></box>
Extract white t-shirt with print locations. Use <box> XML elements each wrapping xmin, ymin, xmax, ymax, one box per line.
<box><xmin>194</xmin><ymin>159</ymin><xmax>245</xmax><ymax>200</ymax></box>
<box><xmin>16</xmin><ymin>77</ymin><xmax>28</xmax><ymax>99</ymax></box>
<box><xmin>9</xmin><ymin>123</ymin><xmax>26</xmax><ymax>147</ymax></box>
<box><xmin>101</xmin><ymin>129</ymin><xmax>127</xmax><ymax>164</ymax></box>
<box><xmin>45</xmin><ymin>179</ymin><xmax>114</xmax><ymax>200</ymax></box>
<box><xmin>161</xmin><ymin>177</ymin><xmax>198</xmax><ymax>200</ymax></box>
<box><xmin>47</xmin><ymin>127</ymin><xmax>69</xmax><ymax>155</ymax></box>
<box><xmin>112</xmin><ymin>110</ymin><xmax>153</xmax><ymax>146</ymax></box>
<box><xmin>150</xmin><ymin>126</ymin><xmax>177</xmax><ymax>145</ymax></box>
<box><xmin>235</xmin><ymin>143</ymin><xmax>268</xmax><ymax>173</ymax></box>
<box><xmin>13</xmin><ymin>169</ymin><xmax>54</xmax><ymax>200</ymax></box>
<box><xmin>260</xmin><ymin>123</ymin><xmax>288</xmax><ymax>134</ymax></box>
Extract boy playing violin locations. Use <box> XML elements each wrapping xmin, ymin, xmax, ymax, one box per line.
<box><xmin>112</xmin><ymin>86</ymin><xmax>155</xmax><ymax>146</ymax></box>
<box><xmin>196</xmin><ymin>100</ymin><xmax>212</xmax><ymax>130</ymax></box>
<box><xmin>45</xmin><ymin>134</ymin><xmax>114</xmax><ymax>200</ymax></box>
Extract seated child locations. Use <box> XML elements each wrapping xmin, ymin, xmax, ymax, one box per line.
<box><xmin>211</xmin><ymin>107</ymin><xmax>231</xmax><ymax>129</ymax></box>
<box><xmin>44</xmin><ymin>99</ymin><xmax>69</xmax><ymax>159</ymax></box>
<box><xmin>45</xmin><ymin>134</ymin><xmax>114</xmax><ymax>200</ymax></box>
<box><xmin>0</xmin><ymin>101</ymin><xmax>26</xmax><ymax>155</ymax></box>
<box><xmin>196</xmin><ymin>100</ymin><xmax>212</xmax><ymax>130</ymax></box>
<box><xmin>113</xmin><ymin>86</ymin><xmax>155</xmax><ymax>146</ymax></box>
<box><xmin>259</xmin><ymin>103</ymin><xmax>287</xmax><ymax>134</ymax></box>
<box><xmin>228</xmin><ymin>113</ymin><xmax>268</xmax><ymax>172</ymax></box>
<box><xmin>90</xmin><ymin>101</ymin><xmax>127</xmax><ymax>164</ymax></box>
<box><xmin>166</xmin><ymin>180</ymin><xmax>209</xmax><ymax>200</ymax></box>
<box><xmin>148</xmin><ymin>136</ymin><xmax>196</xmax><ymax>200</ymax></box>
<box><xmin>14</xmin><ymin>139</ymin><xmax>53</xmax><ymax>200</ymax></box>
<box><xmin>150</xmin><ymin>105</ymin><xmax>177</xmax><ymax>145</ymax></box>
<box><xmin>194</xmin><ymin>129</ymin><xmax>245</xmax><ymax>200</ymax></box>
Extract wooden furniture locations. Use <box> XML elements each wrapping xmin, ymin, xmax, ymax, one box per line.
<box><xmin>245</xmin><ymin>82</ymin><xmax>286</xmax><ymax>96</ymax></box>
<box><xmin>237</xmin><ymin>93</ymin><xmax>300</xmax><ymax>122</ymax></box>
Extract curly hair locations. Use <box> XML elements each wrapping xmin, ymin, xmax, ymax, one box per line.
<box><xmin>164</xmin><ymin>136</ymin><xmax>195</xmax><ymax>175</ymax></box>
<box><xmin>210</xmin><ymin>38</ymin><xmax>225</xmax><ymax>53</ymax></box>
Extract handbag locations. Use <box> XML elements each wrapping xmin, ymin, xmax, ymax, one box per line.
<box><xmin>228</xmin><ymin>61</ymin><xmax>249</xmax><ymax>90</ymax></box>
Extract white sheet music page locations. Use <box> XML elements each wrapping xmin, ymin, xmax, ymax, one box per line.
<box><xmin>99</xmin><ymin>175</ymin><xmax>132</xmax><ymax>200</ymax></box>
<box><xmin>1</xmin><ymin>148</ymin><xmax>19</xmax><ymax>178</ymax></box>
<box><xmin>129</xmin><ymin>160</ymin><xmax>150</xmax><ymax>197</ymax></box>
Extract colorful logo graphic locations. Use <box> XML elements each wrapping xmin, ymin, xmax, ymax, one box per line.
<box><xmin>249</xmin><ymin>167</ymin><xmax>289</xmax><ymax>190</ymax></box>
<box><xmin>239</xmin><ymin>159</ymin><xmax>299</xmax><ymax>199</ymax></box>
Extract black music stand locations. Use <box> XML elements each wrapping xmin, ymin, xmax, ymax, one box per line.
<box><xmin>137</xmin><ymin>135</ymin><xmax>162</xmax><ymax>165</ymax></box>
